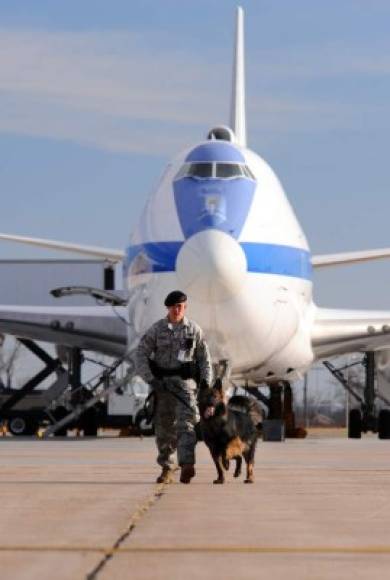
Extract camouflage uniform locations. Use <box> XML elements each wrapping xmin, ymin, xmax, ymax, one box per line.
<box><xmin>136</xmin><ymin>317</ymin><xmax>212</xmax><ymax>467</ymax></box>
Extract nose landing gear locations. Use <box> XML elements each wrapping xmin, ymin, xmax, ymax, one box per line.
<box><xmin>251</xmin><ymin>381</ymin><xmax>307</xmax><ymax>439</ymax></box>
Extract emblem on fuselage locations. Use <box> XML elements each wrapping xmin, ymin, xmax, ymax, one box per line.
<box><xmin>201</xmin><ymin>187</ymin><xmax>227</xmax><ymax>225</ymax></box>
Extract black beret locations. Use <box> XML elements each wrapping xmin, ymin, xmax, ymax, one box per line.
<box><xmin>164</xmin><ymin>290</ymin><xmax>187</xmax><ymax>307</ymax></box>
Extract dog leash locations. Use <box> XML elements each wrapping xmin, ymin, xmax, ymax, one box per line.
<box><xmin>163</xmin><ymin>383</ymin><xmax>197</xmax><ymax>412</ymax></box>
<box><xmin>142</xmin><ymin>382</ymin><xmax>197</xmax><ymax>424</ymax></box>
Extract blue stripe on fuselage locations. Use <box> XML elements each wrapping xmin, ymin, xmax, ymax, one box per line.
<box><xmin>124</xmin><ymin>241</ymin><xmax>312</xmax><ymax>280</ymax></box>
<box><xmin>241</xmin><ymin>242</ymin><xmax>312</xmax><ymax>279</ymax></box>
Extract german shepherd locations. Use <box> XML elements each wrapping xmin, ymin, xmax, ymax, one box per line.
<box><xmin>198</xmin><ymin>379</ymin><xmax>262</xmax><ymax>484</ymax></box>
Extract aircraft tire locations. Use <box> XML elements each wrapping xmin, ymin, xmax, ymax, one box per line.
<box><xmin>348</xmin><ymin>409</ymin><xmax>362</xmax><ymax>439</ymax></box>
<box><xmin>8</xmin><ymin>416</ymin><xmax>38</xmax><ymax>436</ymax></box>
<box><xmin>378</xmin><ymin>409</ymin><xmax>390</xmax><ymax>439</ymax></box>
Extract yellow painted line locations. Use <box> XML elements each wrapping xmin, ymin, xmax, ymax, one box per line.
<box><xmin>2</xmin><ymin>546</ymin><xmax>390</xmax><ymax>555</ymax></box>
<box><xmin>116</xmin><ymin>546</ymin><xmax>390</xmax><ymax>554</ymax></box>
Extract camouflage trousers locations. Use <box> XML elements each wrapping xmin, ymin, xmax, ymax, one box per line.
<box><xmin>154</xmin><ymin>377</ymin><xmax>200</xmax><ymax>468</ymax></box>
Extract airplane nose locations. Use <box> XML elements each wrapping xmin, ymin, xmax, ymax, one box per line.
<box><xmin>175</xmin><ymin>230</ymin><xmax>247</xmax><ymax>303</ymax></box>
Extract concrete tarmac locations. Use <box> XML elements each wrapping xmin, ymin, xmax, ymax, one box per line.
<box><xmin>1</xmin><ymin>431</ymin><xmax>390</xmax><ymax>579</ymax></box>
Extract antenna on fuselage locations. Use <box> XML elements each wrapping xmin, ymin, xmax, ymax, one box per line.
<box><xmin>230</xmin><ymin>6</ymin><xmax>247</xmax><ymax>147</ymax></box>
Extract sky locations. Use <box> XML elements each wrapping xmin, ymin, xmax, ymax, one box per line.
<box><xmin>0</xmin><ymin>0</ymin><xmax>390</xmax><ymax>308</ymax></box>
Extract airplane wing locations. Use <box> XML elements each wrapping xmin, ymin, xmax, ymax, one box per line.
<box><xmin>312</xmin><ymin>307</ymin><xmax>390</xmax><ymax>359</ymax></box>
<box><xmin>312</xmin><ymin>248</ymin><xmax>390</xmax><ymax>268</ymax></box>
<box><xmin>0</xmin><ymin>305</ymin><xmax>128</xmax><ymax>357</ymax></box>
<box><xmin>0</xmin><ymin>234</ymin><xmax>128</xmax><ymax>356</ymax></box>
<box><xmin>4</xmin><ymin>233</ymin><xmax>390</xmax><ymax>269</ymax></box>
<box><xmin>0</xmin><ymin>233</ymin><xmax>125</xmax><ymax>261</ymax></box>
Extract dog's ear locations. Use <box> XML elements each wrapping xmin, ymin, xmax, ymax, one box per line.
<box><xmin>213</xmin><ymin>378</ymin><xmax>223</xmax><ymax>392</ymax></box>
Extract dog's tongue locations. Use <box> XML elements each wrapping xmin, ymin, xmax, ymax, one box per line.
<box><xmin>204</xmin><ymin>406</ymin><xmax>215</xmax><ymax>419</ymax></box>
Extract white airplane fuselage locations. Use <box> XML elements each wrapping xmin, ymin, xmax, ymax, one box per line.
<box><xmin>124</xmin><ymin>139</ymin><xmax>315</xmax><ymax>382</ymax></box>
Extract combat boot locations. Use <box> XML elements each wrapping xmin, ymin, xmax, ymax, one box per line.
<box><xmin>156</xmin><ymin>466</ymin><xmax>174</xmax><ymax>484</ymax></box>
<box><xmin>180</xmin><ymin>464</ymin><xmax>195</xmax><ymax>484</ymax></box>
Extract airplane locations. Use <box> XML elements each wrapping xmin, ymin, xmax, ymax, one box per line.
<box><xmin>1</xmin><ymin>7</ymin><xmax>390</xmax><ymax>435</ymax></box>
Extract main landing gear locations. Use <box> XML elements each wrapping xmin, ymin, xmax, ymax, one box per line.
<box><xmin>324</xmin><ymin>352</ymin><xmax>390</xmax><ymax>439</ymax></box>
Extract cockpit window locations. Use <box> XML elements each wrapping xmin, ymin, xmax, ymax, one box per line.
<box><xmin>215</xmin><ymin>163</ymin><xmax>243</xmax><ymax>178</ymax></box>
<box><xmin>174</xmin><ymin>162</ymin><xmax>256</xmax><ymax>181</ymax></box>
<box><xmin>186</xmin><ymin>163</ymin><xmax>213</xmax><ymax>178</ymax></box>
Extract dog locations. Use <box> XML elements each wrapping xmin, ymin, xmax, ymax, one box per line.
<box><xmin>198</xmin><ymin>379</ymin><xmax>262</xmax><ymax>484</ymax></box>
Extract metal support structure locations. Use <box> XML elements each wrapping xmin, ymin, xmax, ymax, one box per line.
<box><xmin>250</xmin><ymin>387</ymin><xmax>270</xmax><ymax>407</ymax></box>
<box><xmin>323</xmin><ymin>360</ymin><xmax>364</xmax><ymax>404</ymax></box>
<box><xmin>69</xmin><ymin>348</ymin><xmax>82</xmax><ymax>391</ymax></box>
<box><xmin>0</xmin><ymin>337</ymin><xmax>132</xmax><ymax>437</ymax></box>
<box><xmin>68</xmin><ymin>348</ymin><xmax>84</xmax><ymax>411</ymax></box>
<box><xmin>0</xmin><ymin>339</ymin><xmax>63</xmax><ymax>415</ymax></box>
<box><xmin>323</xmin><ymin>354</ymin><xmax>390</xmax><ymax>439</ymax></box>
<box><xmin>43</xmin><ymin>357</ymin><xmax>125</xmax><ymax>437</ymax></box>
<box><xmin>363</xmin><ymin>352</ymin><xmax>376</xmax><ymax>432</ymax></box>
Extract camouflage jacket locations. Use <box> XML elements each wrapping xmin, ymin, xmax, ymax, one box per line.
<box><xmin>136</xmin><ymin>316</ymin><xmax>212</xmax><ymax>386</ymax></box>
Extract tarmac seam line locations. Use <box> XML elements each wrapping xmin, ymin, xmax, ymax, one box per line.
<box><xmin>85</xmin><ymin>482</ymin><xmax>166</xmax><ymax>580</ymax></box>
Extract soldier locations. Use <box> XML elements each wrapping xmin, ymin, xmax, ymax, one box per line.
<box><xmin>136</xmin><ymin>290</ymin><xmax>212</xmax><ymax>484</ymax></box>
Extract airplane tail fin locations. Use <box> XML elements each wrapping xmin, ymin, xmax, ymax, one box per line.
<box><xmin>230</xmin><ymin>6</ymin><xmax>247</xmax><ymax>147</ymax></box>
